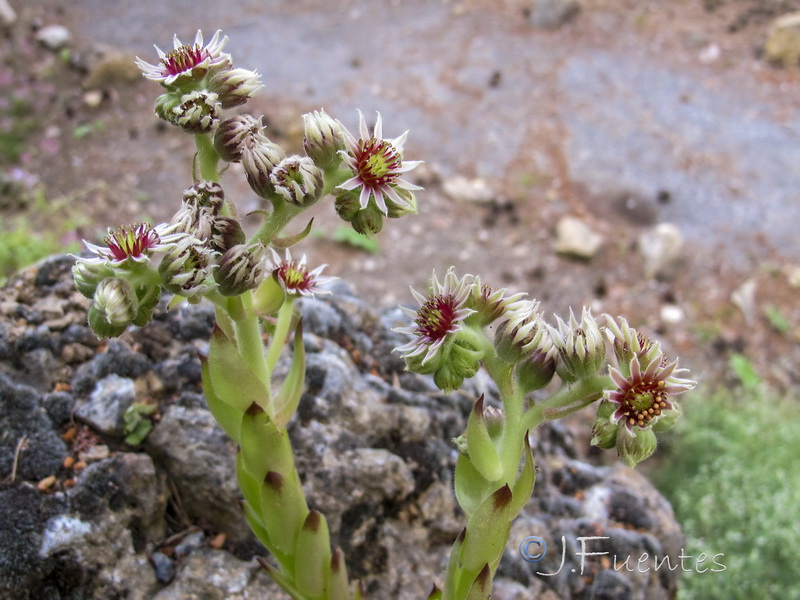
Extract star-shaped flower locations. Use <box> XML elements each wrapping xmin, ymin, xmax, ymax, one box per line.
<box><xmin>337</xmin><ymin>111</ymin><xmax>422</xmax><ymax>215</ymax></box>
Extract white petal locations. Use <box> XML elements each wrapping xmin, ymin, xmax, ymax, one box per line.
<box><xmin>337</xmin><ymin>176</ymin><xmax>363</xmax><ymax>191</ymax></box>
<box><xmin>373</xmin><ymin>112</ymin><xmax>383</xmax><ymax>140</ymax></box>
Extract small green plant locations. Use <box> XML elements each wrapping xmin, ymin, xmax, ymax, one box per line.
<box><xmin>123</xmin><ymin>402</ymin><xmax>158</xmax><ymax>445</ymax></box>
<box><xmin>0</xmin><ymin>220</ymin><xmax>75</xmax><ymax>285</ymax></box>
<box><xmin>331</xmin><ymin>226</ymin><xmax>379</xmax><ymax>253</ymax></box>
<box><xmin>728</xmin><ymin>352</ymin><xmax>761</xmax><ymax>391</ymax></box>
<box><xmin>763</xmin><ymin>305</ymin><xmax>790</xmax><ymax>335</ymax></box>
<box><xmin>655</xmin><ymin>387</ymin><xmax>800</xmax><ymax>600</ymax></box>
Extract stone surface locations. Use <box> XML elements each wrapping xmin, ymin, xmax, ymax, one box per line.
<box><xmin>442</xmin><ymin>175</ymin><xmax>495</xmax><ymax>204</ymax></box>
<box><xmin>35</xmin><ymin>24</ymin><xmax>72</xmax><ymax>51</ymax></box>
<box><xmin>529</xmin><ymin>0</ymin><xmax>580</xmax><ymax>29</ymax></box>
<box><xmin>764</xmin><ymin>12</ymin><xmax>800</xmax><ymax>67</ymax></box>
<box><xmin>639</xmin><ymin>222</ymin><xmax>684</xmax><ymax>279</ymax></box>
<box><xmin>554</xmin><ymin>216</ymin><xmax>604</xmax><ymax>260</ymax></box>
<box><xmin>75</xmin><ymin>373</ymin><xmax>137</xmax><ymax>436</ymax></box>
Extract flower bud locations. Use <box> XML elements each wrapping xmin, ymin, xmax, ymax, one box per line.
<box><xmin>550</xmin><ymin>307</ymin><xmax>606</xmax><ymax>383</ymax></box>
<box><xmin>302</xmin><ymin>109</ymin><xmax>346</xmax><ymax>170</ymax></box>
<box><xmin>494</xmin><ymin>300</ymin><xmax>547</xmax><ymax>363</ymax></box>
<box><xmin>385</xmin><ymin>187</ymin><xmax>417</xmax><ymax>219</ymax></box>
<box><xmin>433</xmin><ymin>363</ymin><xmax>464</xmax><ymax>395</ymax></box>
<box><xmin>616</xmin><ymin>427</ymin><xmax>658</xmax><ymax>468</ymax></box>
<box><xmin>169</xmin><ymin>90</ymin><xmax>222</xmax><ymax>134</ymax></box>
<box><xmin>159</xmin><ymin>237</ymin><xmax>216</xmax><ymax>297</ymax></box>
<box><xmin>73</xmin><ymin>259</ymin><xmax>115</xmax><ymax>299</ymax></box>
<box><xmin>252</xmin><ymin>272</ymin><xmax>287</xmax><ymax>317</ymax></box>
<box><xmin>215</xmin><ymin>244</ymin><xmax>267</xmax><ymax>297</ymax></box>
<box><xmin>466</xmin><ymin>278</ymin><xmax>526</xmax><ymax>328</ymax></box>
<box><xmin>214</xmin><ymin>114</ymin><xmax>262</xmax><ymax>162</ymax></box>
<box><xmin>269</xmin><ymin>155</ymin><xmax>324</xmax><ymax>206</ymax></box>
<box><xmin>154</xmin><ymin>92</ymin><xmax>182</xmax><ymax>123</ymax></box>
<box><xmin>604</xmin><ymin>315</ymin><xmax>663</xmax><ymax>378</ymax></box>
<box><xmin>208</xmin><ymin>216</ymin><xmax>246</xmax><ymax>253</ymax></box>
<box><xmin>651</xmin><ymin>401</ymin><xmax>682</xmax><ymax>433</ymax></box>
<box><xmin>334</xmin><ymin>190</ymin><xmax>361</xmax><ymax>221</ymax></box>
<box><xmin>88</xmin><ymin>277</ymin><xmax>139</xmax><ymax>338</ymax></box>
<box><xmin>350</xmin><ymin>204</ymin><xmax>384</xmax><ymax>237</ymax></box>
<box><xmin>209</xmin><ymin>67</ymin><xmax>262</xmax><ymax>108</ymax></box>
<box><xmin>183</xmin><ymin>180</ymin><xmax>225</xmax><ymax>213</ymax></box>
<box><xmin>590</xmin><ymin>400</ymin><xmax>619</xmax><ymax>450</ymax></box>
<box><xmin>241</xmin><ymin>135</ymin><xmax>286</xmax><ymax>198</ymax></box>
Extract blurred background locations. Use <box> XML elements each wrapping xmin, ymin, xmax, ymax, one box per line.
<box><xmin>2</xmin><ymin>0</ymin><xmax>799</xmax><ymax>597</ymax></box>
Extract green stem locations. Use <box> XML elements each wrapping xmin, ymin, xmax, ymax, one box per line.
<box><xmin>266</xmin><ymin>297</ymin><xmax>295</xmax><ymax>374</ymax></box>
<box><xmin>228</xmin><ymin>293</ymin><xmax>272</xmax><ymax>411</ymax></box>
<box><xmin>195</xmin><ymin>133</ymin><xmax>220</xmax><ymax>183</ymax></box>
<box><xmin>523</xmin><ymin>374</ymin><xmax>612</xmax><ymax>432</ymax></box>
<box><xmin>251</xmin><ymin>200</ymin><xmax>304</xmax><ymax>247</ymax></box>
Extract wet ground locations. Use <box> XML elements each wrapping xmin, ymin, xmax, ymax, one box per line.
<box><xmin>4</xmin><ymin>0</ymin><xmax>800</xmax><ymax>388</ymax></box>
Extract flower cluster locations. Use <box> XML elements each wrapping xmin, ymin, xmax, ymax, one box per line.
<box><xmin>395</xmin><ymin>270</ymin><xmax>696</xmax><ymax>465</ymax></box>
<box><xmin>137</xmin><ymin>30</ymin><xmax>261</xmax><ymax>133</ymax></box>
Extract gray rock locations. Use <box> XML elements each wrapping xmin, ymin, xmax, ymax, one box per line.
<box><xmin>529</xmin><ymin>0</ymin><xmax>580</xmax><ymax>29</ymax></box>
<box><xmin>0</xmin><ymin>374</ymin><xmax>67</xmax><ymax>481</ymax></box>
<box><xmin>764</xmin><ymin>12</ymin><xmax>800</xmax><ymax>67</ymax></box>
<box><xmin>146</xmin><ymin>405</ymin><xmax>250</xmax><ymax>541</ymax></box>
<box><xmin>639</xmin><ymin>223</ymin><xmax>683</xmax><ymax>279</ymax></box>
<box><xmin>554</xmin><ymin>216</ymin><xmax>604</xmax><ymax>260</ymax></box>
<box><xmin>0</xmin><ymin>0</ymin><xmax>16</xmax><ymax>27</ymax></box>
<box><xmin>442</xmin><ymin>175</ymin><xmax>495</xmax><ymax>204</ymax></box>
<box><xmin>35</xmin><ymin>25</ymin><xmax>72</xmax><ymax>51</ymax></box>
<box><xmin>151</xmin><ymin>549</ymin><xmax>288</xmax><ymax>600</ymax></box>
<box><xmin>75</xmin><ymin>373</ymin><xmax>137</xmax><ymax>436</ymax></box>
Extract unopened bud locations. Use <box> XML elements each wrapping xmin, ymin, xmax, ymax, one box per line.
<box><xmin>159</xmin><ymin>237</ymin><xmax>216</xmax><ymax>297</ymax></box>
<box><xmin>214</xmin><ymin>115</ymin><xmax>262</xmax><ymax>162</ymax></box>
<box><xmin>215</xmin><ymin>244</ymin><xmax>267</xmax><ymax>297</ymax></box>
<box><xmin>385</xmin><ymin>187</ymin><xmax>417</xmax><ymax>219</ymax></box>
<box><xmin>169</xmin><ymin>90</ymin><xmax>222</xmax><ymax>134</ymax></box>
<box><xmin>208</xmin><ymin>217</ymin><xmax>246</xmax><ymax>253</ymax></box>
<box><xmin>209</xmin><ymin>67</ymin><xmax>262</xmax><ymax>108</ymax></box>
<box><xmin>550</xmin><ymin>308</ymin><xmax>606</xmax><ymax>383</ymax></box>
<box><xmin>350</xmin><ymin>204</ymin><xmax>384</xmax><ymax>237</ymax></box>
<box><xmin>334</xmin><ymin>190</ymin><xmax>361</xmax><ymax>222</ymax></box>
<box><xmin>303</xmin><ymin>109</ymin><xmax>346</xmax><ymax>170</ymax></box>
<box><xmin>241</xmin><ymin>135</ymin><xmax>286</xmax><ymax>198</ymax></box>
<box><xmin>590</xmin><ymin>400</ymin><xmax>620</xmax><ymax>450</ymax></box>
<box><xmin>73</xmin><ymin>260</ymin><xmax>115</xmax><ymax>299</ymax></box>
<box><xmin>270</xmin><ymin>155</ymin><xmax>324</xmax><ymax>206</ymax></box>
<box><xmin>616</xmin><ymin>427</ymin><xmax>657</xmax><ymax>468</ymax></box>
<box><xmin>89</xmin><ymin>277</ymin><xmax>139</xmax><ymax>338</ymax></box>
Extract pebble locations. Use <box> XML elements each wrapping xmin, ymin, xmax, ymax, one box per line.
<box><xmin>442</xmin><ymin>175</ymin><xmax>494</xmax><ymax>204</ymax></box>
<box><xmin>639</xmin><ymin>223</ymin><xmax>683</xmax><ymax>279</ymax></box>
<box><xmin>0</xmin><ymin>0</ymin><xmax>16</xmax><ymax>27</ymax></box>
<box><xmin>660</xmin><ymin>304</ymin><xmax>685</xmax><ymax>325</ymax></box>
<box><xmin>36</xmin><ymin>24</ymin><xmax>72</xmax><ymax>51</ymax></box>
<box><xmin>150</xmin><ymin>551</ymin><xmax>176</xmax><ymax>584</ymax></box>
<box><xmin>554</xmin><ymin>216</ymin><xmax>604</xmax><ymax>259</ymax></box>
<box><xmin>528</xmin><ymin>0</ymin><xmax>580</xmax><ymax>30</ymax></box>
<box><xmin>764</xmin><ymin>12</ymin><xmax>800</xmax><ymax>67</ymax></box>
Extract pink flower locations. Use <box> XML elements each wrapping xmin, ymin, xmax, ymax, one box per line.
<box><xmin>394</xmin><ymin>268</ymin><xmax>475</xmax><ymax>365</ymax></box>
<box><xmin>607</xmin><ymin>355</ymin><xmax>695</xmax><ymax>431</ymax></box>
<box><xmin>83</xmin><ymin>223</ymin><xmax>182</xmax><ymax>266</ymax></box>
<box><xmin>338</xmin><ymin>111</ymin><xmax>422</xmax><ymax>215</ymax></box>
<box><xmin>269</xmin><ymin>249</ymin><xmax>336</xmax><ymax>297</ymax></box>
<box><xmin>136</xmin><ymin>30</ymin><xmax>231</xmax><ymax>87</ymax></box>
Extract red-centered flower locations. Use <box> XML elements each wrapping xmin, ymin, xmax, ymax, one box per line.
<box><xmin>337</xmin><ymin>111</ymin><xmax>422</xmax><ymax>215</ymax></box>
<box><xmin>607</xmin><ymin>354</ymin><xmax>695</xmax><ymax>431</ymax></box>
<box><xmin>135</xmin><ymin>30</ymin><xmax>231</xmax><ymax>86</ymax></box>
<box><xmin>394</xmin><ymin>268</ymin><xmax>475</xmax><ymax>365</ymax></box>
<box><xmin>83</xmin><ymin>223</ymin><xmax>182</xmax><ymax>266</ymax></box>
<box><xmin>269</xmin><ymin>249</ymin><xmax>336</xmax><ymax>297</ymax></box>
